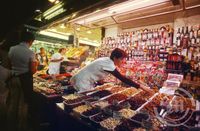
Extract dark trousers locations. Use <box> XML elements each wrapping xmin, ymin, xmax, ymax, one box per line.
<box><xmin>18</xmin><ymin>72</ymin><xmax>38</xmax><ymax>130</ymax></box>
<box><xmin>18</xmin><ymin>72</ymin><xmax>33</xmax><ymax>104</ymax></box>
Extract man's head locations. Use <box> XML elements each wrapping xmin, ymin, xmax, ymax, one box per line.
<box><xmin>40</xmin><ymin>47</ymin><xmax>45</xmax><ymax>54</ymax></box>
<box><xmin>110</xmin><ymin>48</ymin><xmax>127</xmax><ymax>67</ymax></box>
<box><xmin>21</xmin><ymin>31</ymin><xmax>35</xmax><ymax>47</ymax></box>
<box><xmin>59</xmin><ymin>48</ymin><xmax>66</xmax><ymax>55</ymax></box>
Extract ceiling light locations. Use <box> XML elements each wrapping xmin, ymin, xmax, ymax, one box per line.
<box><xmin>73</xmin><ymin>0</ymin><xmax>169</xmax><ymax>24</ymax></box>
<box><xmin>43</xmin><ymin>2</ymin><xmax>64</xmax><ymax>17</ymax></box>
<box><xmin>48</xmin><ymin>0</ymin><xmax>56</xmax><ymax>3</ymax></box>
<box><xmin>79</xmin><ymin>39</ymin><xmax>100</xmax><ymax>47</ymax></box>
<box><xmin>60</xmin><ymin>24</ymin><xmax>66</xmax><ymax>28</ymax></box>
<box><xmin>65</xmin><ymin>33</ymin><xmax>72</xmax><ymax>35</ymax></box>
<box><xmin>108</xmin><ymin>0</ymin><xmax>169</xmax><ymax>14</ymax></box>
<box><xmin>55</xmin><ymin>0</ymin><xmax>60</xmax><ymax>4</ymax></box>
<box><xmin>49</xmin><ymin>28</ymin><xmax>57</xmax><ymax>32</ymax></box>
<box><xmin>45</xmin><ymin>8</ymin><xmax>66</xmax><ymax>20</ymax></box>
<box><xmin>35</xmin><ymin>9</ymin><xmax>41</xmax><ymax>13</ymax></box>
<box><xmin>39</xmin><ymin>30</ymin><xmax>69</xmax><ymax>40</ymax></box>
<box><xmin>84</xmin><ymin>37</ymin><xmax>88</xmax><ymax>40</ymax></box>
<box><xmin>87</xmin><ymin>31</ymin><xmax>92</xmax><ymax>34</ymax></box>
<box><xmin>72</xmin><ymin>13</ymin><xmax>77</xmax><ymax>18</ymax></box>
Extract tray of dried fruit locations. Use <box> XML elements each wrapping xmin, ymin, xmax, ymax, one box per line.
<box><xmin>89</xmin><ymin>112</ymin><xmax>112</xmax><ymax>128</ymax></box>
<box><xmin>139</xmin><ymin>93</ymin><xmax>171</xmax><ymax>115</ymax></box>
<box><xmin>118</xmin><ymin>91</ymin><xmax>151</xmax><ymax>111</ymax></box>
<box><xmin>119</xmin><ymin>87</ymin><xmax>140</xmax><ymax>98</ymax></box>
<box><xmin>99</xmin><ymin>117</ymin><xmax>123</xmax><ymax>131</ymax></box>
<box><xmin>63</xmin><ymin>94</ymin><xmax>92</xmax><ymax>112</ymax></box>
<box><xmin>114</xmin><ymin>115</ymin><xmax>164</xmax><ymax>131</ymax></box>
<box><xmin>103</xmin><ymin>93</ymin><xmax>128</xmax><ymax>104</ymax></box>
<box><xmin>115</xmin><ymin>119</ymin><xmax>148</xmax><ymax>131</ymax></box>
<box><xmin>87</xmin><ymin>90</ymin><xmax>112</xmax><ymax>99</ymax></box>
<box><xmin>80</xmin><ymin>100</ymin><xmax>111</xmax><ymax>119</ymax></box>
<box><xmin>128</xmin><ymin>112</ymin><xmax>151</xmax><ymax>129</ymax></box>
<box><xmin>95</xmin><ymin>83</ymin><xmax>115</xmax><ymax>91</ymax></box>
<box><xmin>71</xmin><ymin>97</ymin><xmax>100</xmax><ymax>119</ymax></box>
<box><xmin>87</xmin><ymin>101</ymin><xmax>124</xmax><ymax>129</ymax></box>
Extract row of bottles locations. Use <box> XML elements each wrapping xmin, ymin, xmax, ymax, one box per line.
<box><xmin>103</xmin><ymin>25</ymin><xmax>173</xmax><ymax>48</ymax></box>
<box><xmin>100</xmin><ymin>25</ymin><xmax>173</xmax><ymax>61</ymax></box>
<box><xmin>99</xmin><ymin>24</ymin><xmax>200</xmax><ymax>63</ymax></box>
<box><xmin>176</xmin><ymin>25</ymin><xmax>200</xmax><ymax>48</ymax></box>
<box><xmin>98</xmin><ymin>47</ymin><xmax>160</xmax><ymax>61</ymax></box>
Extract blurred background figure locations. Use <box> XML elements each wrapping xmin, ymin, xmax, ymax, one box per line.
<box><xmin>36</xmin><ymin>47</ymin><xmax>48</xmax><ymax>71</ymax></box>
<box><xmin>48</xmin><ymin>48</ymin><xmax>66</xmax><ymax>75</ymax></box>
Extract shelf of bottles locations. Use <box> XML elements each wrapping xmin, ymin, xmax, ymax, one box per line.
<box><xmin>175</xmin><ymin>25</ymin><xmax>200</xmax><ymax>49</ymax></box>
<box><xmin>175</xmin><ymin>25</ymin><xmax>200</xmax><ymax>63</ymax></box>
<box><xmin>173</xmin><ymin>24</ymin><xmax>200</xmax><ymax>76</ymax></box>
<box><xmin>99</xmin><ymin>25</ymin><xmax>173</xmax><ymax>62</ymax></box>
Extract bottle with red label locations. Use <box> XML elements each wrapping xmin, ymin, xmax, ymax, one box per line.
<box><xmin>182</xmin><ymin>26</ymin><xmax>189</xmax><ymax>48</ymax></box>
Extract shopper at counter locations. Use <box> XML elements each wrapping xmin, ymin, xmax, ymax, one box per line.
<box><xmin>36</xmin><ymin>47</ymin><xmax>48</xmax><ymax>70</ymax></box>
<box><xmin>48</xmin><ymin>48</ymin><xmax>66</xmax><ymax>75</ymax></box>
<box><xmin>70</xmin><ymin>48</ymin><xmax>152</xmax><ymax>93</ymax></box>
<box><xmin>8</xmin><ymin>31</ymin><xmax>38</xmax><ymax>130</ymax></box>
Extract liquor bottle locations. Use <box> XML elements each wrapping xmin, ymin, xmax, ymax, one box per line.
<box><xmin>197</xmin><ymin>25</ymin><xmax>200</xmax><ymax>38</ymax></box>
<box><xmin>180</xmin><ymin>27</ymin><xmax>185</xmax><ymax>40</ymax></box>
<box><xmin>177</xmin><ymin>28</ymin><xmax>181</xmax><ymax>38</ymax></box>
<box><xmin>191</xmin><ymin>34</ymin><xmax>196</xmax><ymax>45</ymax></box>
<box><xmin>189</xmin><ymin>26</ymin><xmax>194</xmax><ymax>39</ymax></box>
<box><xmin>155</xmin><ymin>29</ymin><xmax>159</xmax><ymax>38</ymax></box>
<box><xmin>182</xmin><ymin>26</ymin><xmax>189</xmax><ymax>48</ymax></box>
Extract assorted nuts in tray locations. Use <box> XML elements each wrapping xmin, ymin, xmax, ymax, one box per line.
<box><xmin>61</xmin><ymin>84</ymin><xmax>197</xmax><ymax>130</ymax></box>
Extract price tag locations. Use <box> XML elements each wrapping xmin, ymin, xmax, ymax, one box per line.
<box><xmin>113</xmin><ymin>111</ymin><xmax>122</xmax><ymax>120</ymax></box>
<box><xmin>103</xmin><ymin>108</ymin><xmax>113</xmax><ymax>116</ymax></box>
<box><xmin>112</xmin><ymin>100</ymin><xmax>118</xmax><ymax>106</ymax></box>
<box><xmin>96</xmin><ymin>106</ymin><xmax>101</xmax><ymax>111</ymax></box>
<box><xmin>141</xmin><ymin>119</ymin><xmax>153</xmax><ymax>129</ymax></box>
<box><xmin>123</xmin><ymin>102</ymin><xmax>131</xmax><ymax>109</ymax></box>
<box><xmin>84</xmin><ymin>100</ymin><xmax>92</xmax><ymax>107</ymax></box>
<box><xmin>93</xmin><ymin>96</ymin><xmax>100</xmax><ymax>100</ymax></box>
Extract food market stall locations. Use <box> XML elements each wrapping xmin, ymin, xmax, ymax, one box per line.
<box><xmin>31</xmin><ymin>0</ymin><xmax>200</xmax><ymax>130</ymax></box>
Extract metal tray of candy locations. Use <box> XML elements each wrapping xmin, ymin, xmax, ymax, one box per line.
<box><xmin>63</xmin><ymin>94</ymin><xmax>90</xmax><ymax>112</ymax></box>
<box><xmin>89</xmin><ymin>112</ymin><xmax>111</xmax><ymax>129</ymax></box>
<box><xmin>72</xmin><ymin>101</ymin><xmax>97</xmax><ymax>122</ymax></box>
<box><xmin>88</xmin><ymin>101</ymin><xmax>124</xmax><ymax>130</ymax></box>
<box><xmin>117</xmin><ymin>91</ymin><xmax>153</xmax><ymax>112</ymax></box>
<box><xmin>87</xmin><ymin>90</ymin><xmax>113</xmax><ymax>99</ymax></box>
<box><xmin>64</xmin><ymin>96</ymin><xmax>98</xmax><ymax>113</ymax></box>
<box><xmin>99</xmin><ymin>117</ymin><xmax>123</xmax><ymax>131</ymax></box>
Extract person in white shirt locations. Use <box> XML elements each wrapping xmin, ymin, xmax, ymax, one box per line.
<box><xmin>70</xmin><ymin>48</ymin><xmax>152</xmax><ymax>93</ymax></box>
<box><xmin>48</xmin><ymin>48</ymin><xmax>66</xmax><ymax>75</ymax></box>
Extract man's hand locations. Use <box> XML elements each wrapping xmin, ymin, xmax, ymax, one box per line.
<box><xmin>140</xmin><ymin>84</ymin><xmax>154</xmax><ymax>94</ymax></box>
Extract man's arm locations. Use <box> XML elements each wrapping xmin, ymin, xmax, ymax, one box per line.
<box><xmin>50</xmin><ymin>57</ymin><xmax>64</xmax><ymax>62</ymax></box>
<box><xmin>105</xmin><ymin>69</ymin><xmax>153</xmax><ymax>93</ymax></box>
<box><xmin>29</xmin><ymin>60</ymin><xmax>38</xmax><ymax>74</ymax></box>
<box><xmin>29</xmin><ymin>53</ymin><xmax>38</xmax><ymax>74</ymax></box>
<box><xmin>105</xmin><ymin>69</ymin><xmax>140</xmax><ymax>88</ymax></box>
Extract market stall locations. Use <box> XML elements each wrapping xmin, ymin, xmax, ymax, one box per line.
<box><xmin>30</xmin><ymin>0</ymin><xmax>200</xmax><ymax>131</ymax></box>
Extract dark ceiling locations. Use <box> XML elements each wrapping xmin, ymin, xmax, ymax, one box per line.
<box><xmin>0</xmin><ymin>0</ymin><xmax>51</xmax><ymax>40</ymax></box>
<box><xmin>0</xmin><ymin>0</ymin><xmax>122</xmax><ymax>41</ymax></box>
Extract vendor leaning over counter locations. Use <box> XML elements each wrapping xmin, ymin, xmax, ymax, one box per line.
<box><xmin>70</xmin><ymin>48</ymin><xmax>153</xmax><ymax>93</ymax></box>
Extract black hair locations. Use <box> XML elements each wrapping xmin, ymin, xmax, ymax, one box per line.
<box><xmin>110</xmin><ymin>48</ymin><xmax>127</xmax><ymax>60</ymax></box>
<box><xmin>59</xmin><ymin>48</ymin><xmax>66</xmax><ymax>53</ymax></box>
<box><xmin>40</xmin><ymin>47</ymin><xmax>44</xmax><ymax>50</ymax></box>
<box><xmin>20</xmin><ymin>31</ymin><xmax>35</xmax><ymax>42</ymax></box>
